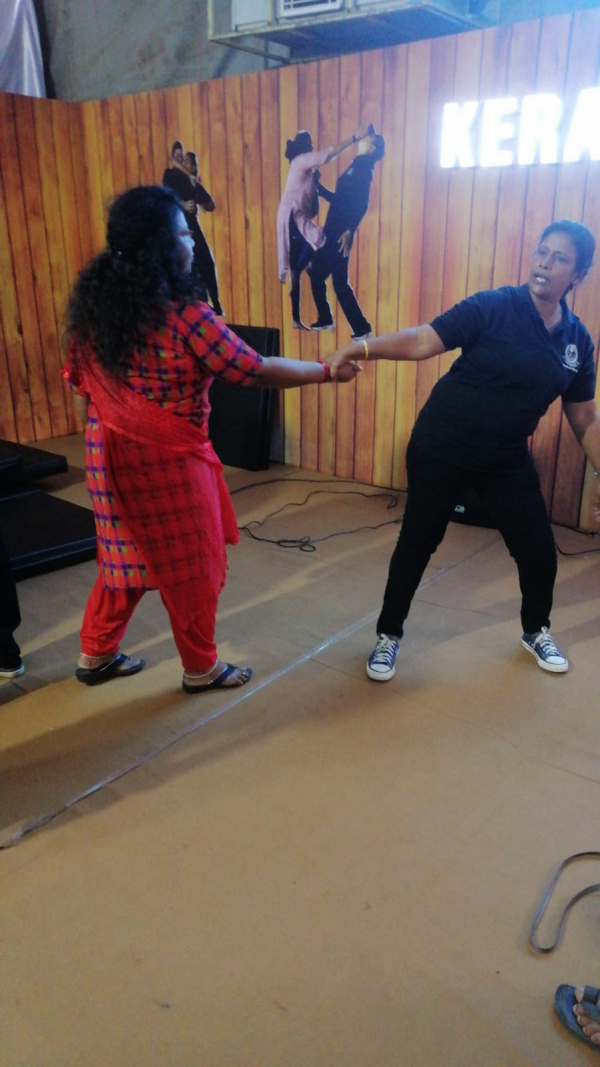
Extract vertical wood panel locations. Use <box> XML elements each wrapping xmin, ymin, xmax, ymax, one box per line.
<box><xmin>81</xmin><ymin>101</ymin><xmax>108</xmax><ymax>253</ymax></box>
<box><xmin>278</xmin><ymin>64</ymin><xmax>301</xmax><ymax>468</ymax></box>
<box><xmin>257</xmin><ymin>68</ymin><xmax>284</xmax><ymax>460</ymax></box>
<box><xmin>192</xmin><ymin>82</ymin><xmax>216</xmax><ymax>256</ymax></box>
<box><xmin>297</xmin><ymin>61</ymin><xmax>321</xmax><ymax>473</ymax></box>
<box><xmin>0</xmin><ymin>157</ymin><xmax>30</xmax><ymax>441</ymax></box>
<box><xmin>133</xmin><ymin>92</ymin><xmax>154</xmax><ymax>186</ymax></box>
<box><xmin>174</xmin><ymin>83</ymin><xmax>195</xmax><ymax>159</ymax></box>
<box><xmin>32</xmin><ymin>97</ymin><xmax>70</xmax><ymax>436</ymax></box>
<box><xmin>315</xmin><ymin>57</ymin><xmax>340</xmax><ymax>477</ymax></box>
<box><xmin>121</xmin><ymin>93</ymin><xmax>139</xmax><ymax>188</ymax></box>
<box><xmin>3</xmin><ymin>94</ymin><xmax>50</xmax><ymax>440</ymax></box>
<box><xmin>354</xmin><ymin>49</ymin><xmax>384</xmax><ymax>486</ymax></box>
<box><xmin>51</xmin><ymin>101</ymin><xmax>82</xmax><ymax>432</ymax></box>
<box><xmin>107</xmin><ymin>97</ymin><xmax>127</xmax><ymax>196</ymax></box>
<box><xmin>417</xmin><ymin>34</ymin><xmax>456</xmax><ymax>424</ymax></box>
<box><xmin>224</xmin><ymin>77</ymin><xmax>250</xmax><ymax>325</ymax></box>
<box><xmin>371</xmin><ymin>45</ymin><xmax>408</xmax><ymax>488</ymax></box>
<box><xmin>206</xmin><ymin>78</ymin><xmax>233</xmax><ymax>324</ymax></box>
<box><xmin>242</xmin><ymin>73</ymin><xmax>265</xmax><ymax>328</ymax></box>
<box><xmin>465</xmin><ymin>25</ymin><xmax>511</xmax><ymax>296</ymax></box>
<box><xmin>93</xmin><ymin>100</ymin><xmax>114</xmax><ymax>227</ymax></box>
<box><xmin>334</xmin><ymin>54</ymin><xmax>361</xmax><ymax>479</ymax></box>
<box><xmin>149</xmin><ymin>90</ymin><xmax>168</xmax><ymax>182</ymax></box>
<box><xmin>394</xmin><ymin>38</ymin><xmax>430</xmax><ymax>487</ymax></box>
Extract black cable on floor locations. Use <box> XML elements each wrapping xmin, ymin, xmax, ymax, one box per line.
<box><xmin>230</xmin><ymin>478</ymin><xmax>402</xmax><ymax>552</ymax></box>
<box><xmin>231</xmin><ymin>476</ymin><xmax>600</xmax><ymax>555</ymax></box>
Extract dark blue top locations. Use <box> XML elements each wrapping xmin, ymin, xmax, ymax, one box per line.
<box><xmin>414</xmin><ymin>284</ymin><xmax>596</xmax><ymax>470</ymax></box>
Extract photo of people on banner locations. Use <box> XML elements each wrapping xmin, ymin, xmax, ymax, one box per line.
<box><xmin>162</xmin><ymin>141</ymin><xmax>224</xmax><ymax>316</ymax></box>
<box><xmin>277</xmin><ymin>123</ymin><xmax>385</xmax><ymax>340</ymax></box>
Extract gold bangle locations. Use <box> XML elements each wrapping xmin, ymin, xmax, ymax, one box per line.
<box><xmin>362</xmin><ymin>338</ymin><xmax>369</xmax><ymax>361</ymax></box>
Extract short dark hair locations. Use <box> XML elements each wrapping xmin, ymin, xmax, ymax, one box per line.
<box><xmin>539</xmin><ymin>220</ymin><xmax>596</xmax><ymax>279</ymax></box>
<box><xmin>285</xmin><ymin>130</ymin><xmax>312</xmax><ymax>162</ymax></box>
<box><xmin>171</xmin><ymin>140</ymin><xmax>183</xmax><ymax>156</ymax></box>
<box><xmin>185</xmin><ymin>150</ymin><xmax>198</xmax><ymax>175</ymax></box>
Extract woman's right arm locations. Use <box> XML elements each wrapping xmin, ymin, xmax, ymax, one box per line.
<box><xmin>253</xmin><ymin>355</ymin><xmax>360</xmax><ymax>388</ymax></box>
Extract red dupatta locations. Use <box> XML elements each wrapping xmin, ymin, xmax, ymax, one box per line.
<box><xmin>77</xmin><ymin>357</ymin><xmax>239</xmax><ymax>622</ymax></box>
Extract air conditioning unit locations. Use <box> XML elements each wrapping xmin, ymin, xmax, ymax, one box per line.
<box><xmin>232</xmin><ymin>0</ymin><xmax>270</xmax><ymax>31</ymax></box>
<box><xmin>278</xmin><ymin>0</ymin><xmax>345</xmax><ymax>17</ymax></box>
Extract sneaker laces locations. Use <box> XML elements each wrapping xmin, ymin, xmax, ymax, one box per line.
<box><xmin>370</xmin><ymin>635</ymin><xmax>398</xmax><ymax>667</ymax></box>
<box><xmin>536</xmin><ymin>627</ymin><xmax>560</xmax><ymax>657</ymax></box>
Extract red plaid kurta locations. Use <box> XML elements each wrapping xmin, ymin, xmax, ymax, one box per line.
<box><xmin>64</xmin><ymin>303</ymin><xmax>263</xmax><ymax>618</ymax></box>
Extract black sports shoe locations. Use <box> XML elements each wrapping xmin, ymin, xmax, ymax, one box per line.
<box><xmin>0</xmin><ymin>655</ymin><xmax>25</xmax><ymax>679</ymax></box>
<box><xmin>310</xmin><ymin>320</ymin><xmax>334</xmax><ymax>331</ymax></box>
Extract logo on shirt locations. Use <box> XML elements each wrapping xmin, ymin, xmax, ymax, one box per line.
<box><xmin>563</xmin><ymin>343</ymin><xmax>579</xmax><ymax>370</ymax></box>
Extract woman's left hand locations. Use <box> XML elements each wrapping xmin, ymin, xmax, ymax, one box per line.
<box><xmin>331</xmin><ymin>359</ymin><xmax>362</xmax><ymax>383</ymax></box>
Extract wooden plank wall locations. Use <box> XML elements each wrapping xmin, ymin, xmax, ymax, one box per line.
<box><xmin>1</xmin><ymin>11</ymin><xmax>599</xmax><ymax>528</ymax></box>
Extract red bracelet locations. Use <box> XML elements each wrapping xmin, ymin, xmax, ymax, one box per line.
<box><xmin>318</xmin><ymin>360</ymin><xmax>332</xmax><ymax>382</ymax></box>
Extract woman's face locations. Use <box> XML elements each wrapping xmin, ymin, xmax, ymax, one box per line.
<box><xmin>174</xmin><ymin>209</ymin><xmax>194</xmax><ymax>272</ymax></box>
<box><xmin>527</xmin><ymin>232</ymin><xmax>581</xmax><ymax>305</ymax></box>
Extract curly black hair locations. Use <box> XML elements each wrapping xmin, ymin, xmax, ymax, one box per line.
<box><xmin>66</xmin><ymin>185</ymin><xmax>202</xmax><ymax>377</ymax></box>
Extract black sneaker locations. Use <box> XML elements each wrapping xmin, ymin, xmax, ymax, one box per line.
<box><xmin>352</xmin><ymin>329</ymin><xmax>372</xmax><ymax>341</ymax></box>
<box><xmin>310</xmin><ymin>320</ymin><xmax>334</xmax><ymax>331</ymax></box>
<box><xmin>0</xmin><ymin>656</ymin><xmax>25</xmax><ymax>679</ymax></box>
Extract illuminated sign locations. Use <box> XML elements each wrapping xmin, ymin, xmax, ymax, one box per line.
<box><xmin>441</xmin><ymin>88</ymin><xmax>600</xmax><ymax>168</ymax></box>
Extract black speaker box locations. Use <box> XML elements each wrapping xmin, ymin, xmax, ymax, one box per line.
<box><xmin>0</xmin><ymin>440</ymin><xmax>96</xmax><ymax>581</ymax></box>
<box><xmin>208</xmin><ymin>324</ymin><xmax>279</xmax><ymax>472</ymax></box>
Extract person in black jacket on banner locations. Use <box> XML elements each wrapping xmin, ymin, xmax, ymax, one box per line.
<box><xmin>309</xmin><ymin>124</ymin><xmax>385</xmax><ymax>340</ymax></box>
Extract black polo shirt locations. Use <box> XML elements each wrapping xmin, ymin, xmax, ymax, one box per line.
<box><xmin>412</xmin><ymin>284</ymin><xmax>596</xmax><ymax>471</ymax></box>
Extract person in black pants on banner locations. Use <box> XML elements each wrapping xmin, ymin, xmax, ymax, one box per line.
<box><xmin>328</xmin><ymin>220</ymin><xmax>600</xmax><ymax>680</ymax></box>
<box><xmin>162</xmin><ymin>142</ymin><xmax>223</xmax><ymax>315</ymax></box>
<box><xmin>310</xmin><ymin>124</ymin><xmax>385</xmax><ymax>340</ymax></box>
<box><xmin>0</xmin><ymin>528</ymin><xmax>24</xmax><ymax>678</ymax></box>
<box><xmin>182</xmin><ymin>150</ymin><xmax>223</xmax><ymax>317</ymax></box>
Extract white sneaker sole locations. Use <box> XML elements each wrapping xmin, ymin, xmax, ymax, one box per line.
<box><xmin>0</xmin><ymin>665</ymin><xmax>25</xmax><ymax>679</ymax></box>
<box><xmin>366</xmin><ymin>662</ymin><xmax>395</xmax><ymax>682</ymax></box>
<box><xmin>521</xmin><ymin>639</ymin><xmax>568</xmax><ymax>673</ymax></box>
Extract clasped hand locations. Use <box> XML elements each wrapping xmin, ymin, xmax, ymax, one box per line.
<box><xmin>331</xmin><ymin>357</ymin><xmax>362</xmax><ymax>383</ymax></box>
<box><xmin>327</xmin><ymin>340</ymin><xmax>365</xmax><ymax>380</ymax></box>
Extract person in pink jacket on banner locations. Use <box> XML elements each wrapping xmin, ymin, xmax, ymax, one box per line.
<box><xmin>277</xmin><ymin>126</ymin><xmax>365</xmax><ymax>328</ymax></box>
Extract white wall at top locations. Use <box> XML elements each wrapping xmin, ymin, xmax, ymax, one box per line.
<box><xmin>0</xmin><ymin>0</ymin><xmax>46</xmax><ymax>96</ymax></box>
<box><xmin>40</xmin><ymin>0</ymin><xmax>268</xmax><ymax>102</ymax></box>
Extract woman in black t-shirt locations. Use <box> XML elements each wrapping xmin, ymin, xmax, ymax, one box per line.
<box><xmin>329</xmin><ymin>220</ymin><xmax>600</xmax><ymax>680</ymax></box>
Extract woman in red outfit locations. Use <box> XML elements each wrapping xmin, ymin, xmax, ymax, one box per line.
<box><xmin>64</xmin><ymin>185</ymin><xmax>360</xmax><ymax>693</ymax></box>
